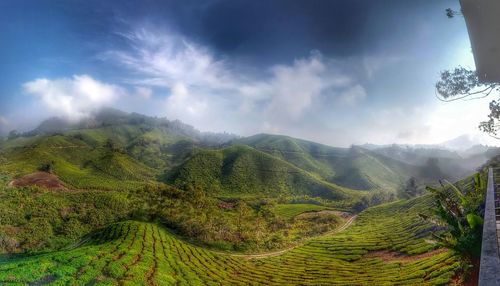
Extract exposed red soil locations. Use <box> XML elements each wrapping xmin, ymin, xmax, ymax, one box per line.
<box><xmin>9</xmin><ymin>171</ymin><xmax>68</xmax><ymax>190</ymax></box>
<box><xmin>363</xmin><ymin>248</ymin><xmax>448</xmax><ymax>263</ymax></box>
<box><xmin>450</xmin><ymin>257</ymin><xmax>479</xmax><ymax>286</ymax></box>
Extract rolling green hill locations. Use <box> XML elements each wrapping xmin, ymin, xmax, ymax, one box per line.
<box><xmin>0</xmin><ymin>134</ymin><xmax>157</xmax><ymax>191</ymax></box>
<box><xmin>235</xmin><ymin>134</ymin><xmax>420</xmax><ymax>191</ymax></box>
<box><xmin>164</xmin><ymin>145</ymin><xmax>359</xmax><ymax>202</ymax></box>
<box><xmin>1</xmin><ymin>111</ymin><xmax>492</xmax><ymax>196</ymax></box>
<box><xmin>0</xmin><ymin>109</ymin><xmax>234</xmax><ymax>191</ymax></box>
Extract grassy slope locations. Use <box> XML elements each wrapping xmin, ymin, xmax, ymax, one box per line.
<box><xmin>236</xmin><ymin>134</ymin><xmax>418</xmax><ymax>191</ymax></box>
<box><xmin>0</xmin><ymin>134</ymin><xmax>157</xmax><ymax>191</ymax></box>
<box><xmin>165</xmin><ymin>145</ymin><xmax>361</xmax><ymax>203</ymax></box>
<box><xmin>0</xmin><ymin>196</ymin><xmax>459</xmax><ymax>285</ymax></box>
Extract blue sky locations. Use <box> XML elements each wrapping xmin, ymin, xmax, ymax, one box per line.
<box><xmin>0</xmin><ymin>0</ymin><xmax>494</xmax><ymax>146</ymax></box>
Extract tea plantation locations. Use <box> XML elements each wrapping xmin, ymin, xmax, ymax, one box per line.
<box><xmin>0</xmin><ymin>195</ymin><xmax>459</xmax><ymax>285</ymax></box>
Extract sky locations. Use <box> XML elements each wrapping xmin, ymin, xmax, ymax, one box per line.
<box><xmin>0</xmin><ymin>0</ymin><xmax>497</xmax><ymax>147</ymax></box>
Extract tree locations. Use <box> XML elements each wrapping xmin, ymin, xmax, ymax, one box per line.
<box><xmin>419</xmin><ymin>157</ymin><xmax>445</xmax><ymax>181</ymax></box>
<box><xmin>352</xmin><ymin>196</ymin><xmax>370</xmax><ymax>212</ymax></box>
<box><xmin>398</xmin><ymin>177</ymin><xmax>420</xmax><ymax>199</ymax></box>
<box><xmin>436</xmin><ymin>9</ymin><xmax>500</xmax><ymax>136</ymax></box>
<box><xmin>38</xmin><ymin>161</ymin><xmax>54</xmax><ymax>173</ymax></box>
<box><xmin>235</xmin><ymin>202</ymin><xmax>253</xmax><ymax>245</ymax></box>
<box><xmin>7</xmin><ymin>130</ymin><xmax>19</xmax><ymax>140</ymax></box>
<box><xmin>436</xmin><ymin>67</ymin><xmax>500</xmax><ymax>136</ymax></box>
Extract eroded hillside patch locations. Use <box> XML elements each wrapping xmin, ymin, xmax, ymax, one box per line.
<box><xmin>9</xmin><ymin>171</ymin><xmax>67</xmax><ymax>190</ymax></box>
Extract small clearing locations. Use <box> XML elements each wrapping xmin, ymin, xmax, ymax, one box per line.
<box><xmin>9</xmin><ymin>172</ymin><xmax>68</xmax><ymax>190</ymax></box>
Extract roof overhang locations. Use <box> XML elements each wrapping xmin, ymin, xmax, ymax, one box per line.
<box><xmin>460</xmin><ymin>0</ymin><xmax>500</xmax><ymax>83</ymax></box>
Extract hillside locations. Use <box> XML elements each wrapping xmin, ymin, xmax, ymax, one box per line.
<box><xmin>164</xmin><ymin>144</ymin><xmax>357</xmax><ymax>202</ymax></box>
<box><xmin>0</xmin><ymin>196</ymin><xmax>459</xmax><ymax>285</ymax></box>
<box><xmin>0</xmin><ymin>134</ymin><xmax>156</xmax><ymax>191</ymax></box>
<box><xmin>235</xmin><ymin>134</ymin><xmax>421</xmax><ymax>191</ymax></box>
<box><xmin>2</xmin><ymin>112</ymin><xmax>493</xmax><ymax>194</ymax></box>
<box><xmin>0</xmin><ymin>109</ymin><xmax>236</xmax><ymax>190</ymax></box>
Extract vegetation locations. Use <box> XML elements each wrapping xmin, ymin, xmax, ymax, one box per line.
<box><xmin>164</xmin><ymin>145</ymin><xmax>359</xmax><ymax>204</ymax></box>
<box><xmin>397</xmin><ymin>177</ymin><xmax>424</xmax><ymax>199</ymax></box>
<box><xmin>236</xmin><ymin>134</ymin><xmax>416</xmax><ymax>191</ymax></box>
<box><xmin>423</xmin><ymin>173</ymin><xmax>485</xmax><ymax>259</ymax></box>
<box><xmin>0</xmin><ymin>134</ymin><xmax>157</xmax><ymax>191</ymax></box>
<box><xmin>435</xmin><ymin>66</ymin><xmax>500</xmax><ymax>136</ymax></box>
<box><xmin>0</xmin><ymin>196</ymin><xmax>460</xmax><ymax>285</ymax></box>
<box><xmin>132</xmin><ymin>184</ymin><xmax>342</xmax><ymax>252</ymax></box>
<box><xmin>0</xmin><ymin>187</ymin><xmax>132</xmax><ymax>253</ymax></box>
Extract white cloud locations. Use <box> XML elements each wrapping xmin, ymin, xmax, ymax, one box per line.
<box><xmin>363</xmin><ymin>55</ymin><xmax>402</xmax><ymax>79</ymax></box>
<box><xmin>338</xmin><ymin>84</ymin><xmax>366</xmax><ymax>106</ymax></box>
<box><xmin>263</xmin><ymin>55</ymin><xmax>335</xmax><ymax>123</ymax></box>
<box><xmin>104</xmin><ymin>27</ymin><xmax>364</xmax><ymax>135</ymax></box>
<box><xmin>23</xmin><ymin>75</ymin><xmax>124</xmax><ymax>121</ymax></box>
<box><xmin>135</xmin><ymin>86</ymin><xmax>153</xmax><ymax>99</ymax></box>
<box><xmin>165</xmin><ymin>83</ymin><xmax>208</xmax><ymax>119</ymax></box>
<box><xmin>0</xmin><ymin>116</ymin><xmax>8</xmax><ymax>126</ymax></box>
<box><xmin>0</xmin><ymin>116</ymin><xmax>8</xmax><ymax>135</ymax></box>
<box><xmin>105</xmin><ymin>28</ymin><xmax>232</xmax><ymax>90</ymax></box>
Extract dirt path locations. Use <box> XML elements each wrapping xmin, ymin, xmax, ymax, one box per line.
<box><xmin>222</xmin><ymin>214</ymin><xmax>358</xmax><ymax>260</ymax></box>
<box><xmin>324</xmin><ymin>214</ymin><xmax>357</xmax><ymax>235</ymax></box>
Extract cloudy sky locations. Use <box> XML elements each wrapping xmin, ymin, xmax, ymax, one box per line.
<box><xmin>0</xmin><ymin>0</ymin><xmax>496</xmax><ymax>146</ymax></box>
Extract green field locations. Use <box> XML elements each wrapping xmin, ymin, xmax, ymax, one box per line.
<box><xmin>0</xmin><ymin>195</ymin><xmax>459</xmax><ymax>285</ymax></box>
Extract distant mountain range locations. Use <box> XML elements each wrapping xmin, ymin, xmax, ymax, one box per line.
<box><xmin>362</xmin><ymin>134</ymin><xmax>497</xmax><ymax>155</ymax></box>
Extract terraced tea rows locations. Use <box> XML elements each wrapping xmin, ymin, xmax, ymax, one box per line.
<box><xmin>0</xmin><ymin>195</ymin><xmax>459</xmax><ymax>285</ymax></box>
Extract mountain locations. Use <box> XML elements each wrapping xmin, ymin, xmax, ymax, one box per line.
<box><xmin>0</xmin><ymin>109</ymin><xmax>239</xmax><ymax>191</ymax></box>
<box><xmin>362</xmin><ymin>143</ymin><xmax>500</xmax><ymax>182</ymax></box>
<box><xmin>25</xmin><ymin>108</ymin><xmax>238</xmax><ymax>145</ymax></box>
<box><xmin>439</xmin><ymin>134</ymin><xmax>484</xmax><ymax>151</ymax></box>
<box><xmin>234</xmin><ymin>134</ymin><xmax>423</xmax><ymax>191</ymax></box>
<box><xmin>2</xmin><ymin>109</ymin><xmax>496</xmax><ymax>196</ymax></box>
<box><xmin>164</xmin><ymin>144</ymin><xmax>356</xmax><ymax>201</ymax></box>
